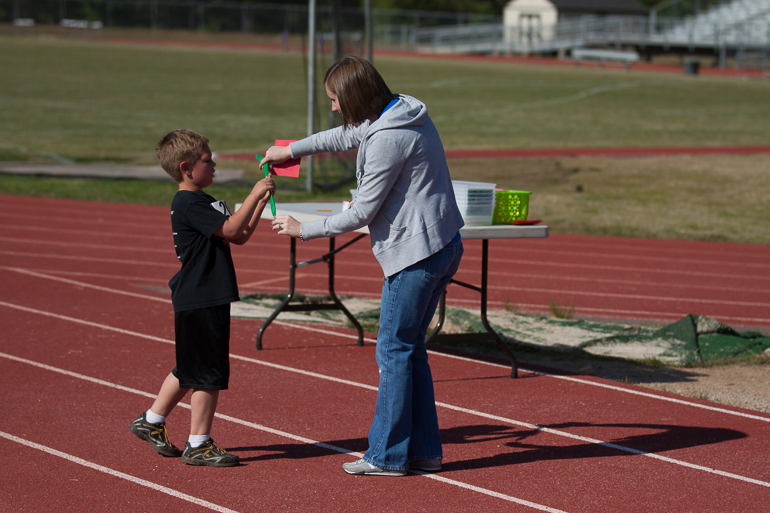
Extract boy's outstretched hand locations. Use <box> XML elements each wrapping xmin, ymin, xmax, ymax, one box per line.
<box><xmin>255</xmin><ymin>175</ymin><xmax>276</xmax><ymax>202</ymax></box>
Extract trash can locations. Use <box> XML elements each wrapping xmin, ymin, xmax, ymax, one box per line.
<box><xmin>683</xmin><ymin>58</ymin><xmax>700</xmax><ymax>75</ymax></box>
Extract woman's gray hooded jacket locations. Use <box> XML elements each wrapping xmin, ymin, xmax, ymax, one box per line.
<box><xmin>290</xmin><ymin>94</ymin><xmax>464</xmax><ymax>277</ymax></box>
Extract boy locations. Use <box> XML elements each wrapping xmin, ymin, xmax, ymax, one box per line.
<box><xmin>130</xmin><ymin>129</ymin><xmax>275</xmax><ymax>467</ymax></box>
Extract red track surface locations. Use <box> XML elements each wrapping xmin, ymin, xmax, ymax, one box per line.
<box><xmin>2</xmin><ymin>194</ymin><xmax>769</xmax><ymax>512</ymax></box>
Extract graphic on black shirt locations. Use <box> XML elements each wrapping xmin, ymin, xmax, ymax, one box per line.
<box><xmin>210</xmin><ymin>200</ymin><xmax>232</xmax><ymax>217</ymax></box>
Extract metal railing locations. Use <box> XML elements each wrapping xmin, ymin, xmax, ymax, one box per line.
<box><xmin>7</xmin><ymin>0</ymin><xmax>499</xmax><ymax>35</ymax></box>
<box><xmin>9</xmin><ymin>0</ymin><xmax>770</xmax><ymax>57</ymax></box>
<box><xmin>391</xmin><ymin>13</ymin><xmax>770</xmax><ymax>55</ymax></box>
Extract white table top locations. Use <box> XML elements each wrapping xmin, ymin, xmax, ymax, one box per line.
<box><xmin>262</xmin><ymin>202</ymin><xmax>549</xmax><ymax>240</ymax></box>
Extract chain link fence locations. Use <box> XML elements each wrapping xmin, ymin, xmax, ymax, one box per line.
<box><xmin>7</xmin><ymin>0</ymin><xmax>499</xmax><ymax>41</ymax></box>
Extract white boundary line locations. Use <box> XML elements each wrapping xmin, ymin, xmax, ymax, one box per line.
<box><xmin>255</xmin><ymin>320</ymin><xmax>770</xmax><ymax>424</ymax></box>
<box><xmin>1</xmin><ymin>300</ymin><xmax>770</xmax><ymax>490</ymax></box>
<box><xmin>3</xmin><ymin>267</ymin><xmax>171</xmax><ymax>302</ymax></box>
<box><xmin>0</xmin><ymin>351</ymin><xmax>568</xmax><ymax>513</ymax></box>
<box><xmin>0</xmin><ymin>250</ymin><xmax>178</xmax><ymax>268</ymax></box>
<box><xmin>3</xmin><ymin>256</ymin><xmax>769</xmax><ymax>328</ymax></box>
<box><xmin>1</xmin><ymin>204</ymin><xmax>765</xmax><ymax>263</ymax></box>
<box><xmin>0</xmin><ymin>431</ymin><xmax>240</xmax><ymax>513</ymax></box>
<box><xmin>3</xmin><ymin>265</ymin><xmax>770</xmax><ymax>420</ymax></box>
<box><xmin>4</xmin><ymin>243</ymin><xmax>768</xmax><ymax>308</ymax></box>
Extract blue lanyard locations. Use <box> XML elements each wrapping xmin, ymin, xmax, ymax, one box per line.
<box><xmin>381</xmin><ymin>97</ymin><xmax>399</xmax><ymax>116</ymax></box>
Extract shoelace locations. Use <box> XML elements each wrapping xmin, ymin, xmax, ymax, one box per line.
<box><xmin>151</xmin><ymin>425</ymin><xmax>172</xmax><ymax>446</ymax></box>
<box><xmin>207</xmin><ymin>441</ymin><xmax>226</xmax><ymax>455</ymax></box>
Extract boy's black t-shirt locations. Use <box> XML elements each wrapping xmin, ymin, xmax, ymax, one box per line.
<box><xmin>169</xmin><ymin>190</ymin><xmax>239</xmax><ymax>312</ymax></box>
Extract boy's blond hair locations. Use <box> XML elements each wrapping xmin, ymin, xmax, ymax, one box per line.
<box><xmin>156</xmin><ymin>129</ymin><xmax>210</xmax><ymax>182</ymax></box>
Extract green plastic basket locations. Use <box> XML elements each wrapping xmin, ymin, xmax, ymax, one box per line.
<box><xmin>492</xmin><ymin>190</ymin><xmax>531</xmax><ymax>224</ymax></box>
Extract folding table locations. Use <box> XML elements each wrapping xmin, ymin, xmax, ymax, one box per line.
<box><xmin>258</xmin><ymin>202</ymin><xmax>548</xmax><ymax>377</ymax></box>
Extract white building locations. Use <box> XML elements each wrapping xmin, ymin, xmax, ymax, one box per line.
<box><xmin>503</xmin><ymin>0</ymin><xmax>647</xmax><ymax>49</ymax></box>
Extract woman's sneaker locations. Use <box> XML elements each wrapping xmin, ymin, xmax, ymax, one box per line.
<box><xmin>129</xmin><ymin>412</ymin><xmax>182</xmax><ymax>457</ymax></box>
<box><xmin>181</xmin><ymin>439</ymin><xmax>240</xmax><ymax>467</ymax></box>
<box><xmin>342</xmin><ymin>459</ymin><xmax>406</xmax><ymax>476</ymax></box>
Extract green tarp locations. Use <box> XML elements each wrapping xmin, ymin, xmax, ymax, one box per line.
<box><xmin>570</xmin><ymin>314</ymin><xmax>770</xmax><ymax>365</ymax></box>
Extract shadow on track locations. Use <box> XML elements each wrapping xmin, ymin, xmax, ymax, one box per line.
<box><xmin>439</xmin><ymin>422</ymin><xmax>747</xmax><ymax>471</ymax></box>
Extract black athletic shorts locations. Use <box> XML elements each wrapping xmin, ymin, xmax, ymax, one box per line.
<box><xmin>172</xmin><ymin>303</ymin><xmax>231</xmax><ymax>390</ymax></box>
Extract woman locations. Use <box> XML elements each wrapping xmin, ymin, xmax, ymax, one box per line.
<box><xmin>262</xmin><ymin>56</ymin><xmax>464</xmax><ymax>476</ymax></box>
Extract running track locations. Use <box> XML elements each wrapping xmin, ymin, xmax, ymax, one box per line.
<box><xmin>1</xmin><ymin>194</ymin><xmax>769</xmax><ymax>512</ymax></box>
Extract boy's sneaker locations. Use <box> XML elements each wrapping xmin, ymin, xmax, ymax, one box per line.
<box><xmin>342</xmin><ymin>459</ymin><xmax>406</xmax><ymax>476</ymax></box>
<box><xmin>130</xmin><ymin>412</ymin><xmax>182</xmax><ymax>457</ymax></box>
<box><xmin>410</xmin><ymin>459</ymin><xmax>442</xmax><ymax>472</ymax></box>
<box><xmin>181</xmin><ymin>439</ymin><xmax>240</xmax><ymax>467</ymax></box>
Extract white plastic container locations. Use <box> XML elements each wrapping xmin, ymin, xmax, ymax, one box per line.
<box><xmin>452</xmin><ymin>180</ymin><xmax>496</xmax><ymax>226</ymax></box>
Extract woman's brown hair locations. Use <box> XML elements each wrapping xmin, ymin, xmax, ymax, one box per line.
<box><xmin>324</xmin><ymin>56</ymin><xmax>393</xmax><ymax>129</ymax></box>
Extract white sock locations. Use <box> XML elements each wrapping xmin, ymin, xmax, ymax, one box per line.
<box><xmin>188</xmin><ymin>434</ymin><xmax>211</xmax><ymax>448</ymax></box>
<box><xmin>146</xmin><ymin>409</ymin><xmax>166</xmax><ymax>425</ymax></box>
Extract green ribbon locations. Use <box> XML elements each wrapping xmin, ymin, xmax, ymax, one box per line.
<box><xmin>255</xmin><ymin>153</ymin><xmax>276</xmax><ymax>217</ymax></box>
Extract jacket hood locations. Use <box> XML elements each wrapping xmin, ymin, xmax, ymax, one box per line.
<box><xmin>370</xmin><ymin>94</ymin><xmax>428</xmax><ymax>132</ymax></box>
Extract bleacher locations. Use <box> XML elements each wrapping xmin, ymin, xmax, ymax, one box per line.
<box><xmin>661</xmin><ymin>0</ymin><xmax>770</xmax><ymax>47</ymax></box>
<box><xmin>397</xmin><ymin>0</ymin><xmax>770</xmax><ymax>59</ymax></box>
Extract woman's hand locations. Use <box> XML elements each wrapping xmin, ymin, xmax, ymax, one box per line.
<box><xmin>271</xmin><ymin>215</ymin><xmax>301</xmax><ymax>238</ymax></box>
<box><xmin>260</xmin><ymin>145</ymin><xmax>293</xmax><ymax>169</ymax></box>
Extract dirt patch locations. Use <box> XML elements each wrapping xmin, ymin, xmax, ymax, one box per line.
<box><xmin>516</xmin><ymin>351</ymin><xmax>770</xmax><ymax>414</ymax></box>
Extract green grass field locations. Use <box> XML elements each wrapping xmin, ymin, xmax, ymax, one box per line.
<box><xmin>3</xmin><ymin>29</ymin><xmax>770</xmax><ymax>245</ymax></box>
<box><xmin>2</xmin><ymin>31</ymin><xmax>770</xmax><ymax>165</ymax></box>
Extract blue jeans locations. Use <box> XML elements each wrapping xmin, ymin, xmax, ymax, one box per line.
<box><xmin>363</xmin><ymin>236</ymin><xmax>463</xmax><ymax>471</ymax></box>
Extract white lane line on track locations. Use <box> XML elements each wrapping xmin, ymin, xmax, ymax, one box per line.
<box><xmin>275</xmin><ymin>321</ymin><xmax>770</xmax><ymax>423</ymax></box>
<box><xmin>482</xmin><ymin>256</ymin><xmax>770</xmax><ymax>282</ymax></box>
<box><xmin>4</xmin><ymin>232</ymin><xmax>767</xmax><ymax>284</ymax></box>
<box><xmin>0</xmin><ymin>235</ymin><xmax>170</xmax><ymax>254</ymax></box>
<box><xmin>6</xmin><ymin>228</ymin><xmax>770</xmax><ymax>292</ymax></box>
<box><xmin>239</xmin><ymin>285</ymin><xmax>770</xmax><ymax>327</ymax></box>
<box><xmin>5</xmin><ymin>213</ymin><xmax>765</xmax><ymax>262</ymax></box>
<box><xmin>2</xmin><ymin>224</ymin><xmax>171</xmax><ymax>242</ymax></box>
<box><xmin>3</xmin><ymin>264</ymin><xmax>770</xmax><ymax>411</ymax></box>
<box><xmin>0</xmin><ymin>235</ymin><xmax>312</xmax><ymax>263</ymax></box>
<box><xmin>1</xmin><ymin>265</ymin><xmax>290</xmax><ymax>291</ymax></box>
<box><xmin>0</xmin><ymin>431</ymin><xmax>240</xmax><ymax>513</ymax></box>
<box><xmin>4</xmin><ymin>242</ymin><xmax>767</xmax><ymax>310</ymax></box>
<box><xmin>16</xmin><ymin>268</ymin><xmax>171</xmax><ymax>284</ymax></box>
<box><xmin>529</xmin><ymin>239</ymin><xmax>770</xmax><ymax>261</ymax></box>
<box><xmin>506</xmin><ymin>247</ymin><xmax>770</xmax><ymax>270</ymax></box>
<box><xmin>5</xmin><ymin>234</ymin><xmax>767</xmax><ymax>286</ymax></box>
<box><xmin>2</xmin><ymin>267</ymin><xmax>171</xmax><ymax>302</ymax></box>
<box><xmin>3</xmin><ymin>252</ymin><xmax>768</xmax><ymax>317</ymax></box>
<box><xmin>487</xmin><ymin>270</ymin><xmax>770</xmax><ymax>295</ymax></box>
<box><xmin>485</xmin><ymin>284</ymin><xmax>770</xmax><ymax>308</ymax></box>
<box><xmin>2</xmin><ymin>301</ymin><xmax>770</xmax><ymax>491</ymax></box>
<box><xmin>0</xmin><ymin>351</ymin><xmax>569</xmax><ymax>513</ymax></box>
<box><xmin>0</xmin><ymin>250</ymin><xmax>179</xmax><ymax>268</ymax></box>
<box><xmin>0</xmin><ymin>250</ymin><xmax>306</xmax><ymax>277</ymax></box>
<box><xmin>2</xmin><ymin>268</ymin><xmax>769</xmax><ymax>418</ymax></box>
<box><xmin>8</xmin><ymin>221</ymin><xmax>766</xmax><ymax>279</ymax></box>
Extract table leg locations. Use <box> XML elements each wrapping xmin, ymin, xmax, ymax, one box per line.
<box><xmin>326</xmin><ymin>237</ymin><xmax>365</xmax><ymax>347</ymax></box>
<box><xmin>256</xmin><ymin>237</ymin><xmax>297</xmax><ymax>351</ymax></box>
<box><xmin>256</xmin><ymin>236</ymin><xmax>365</xmax><ymax>351</ymax></box>
<box><xmin>425</xmin><ymin>239</ymin><xmax>519</xmax><ymax>378</ymax></box>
